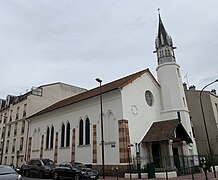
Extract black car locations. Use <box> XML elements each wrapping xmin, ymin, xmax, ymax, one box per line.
<box><xmin>52</xmin><ymin>162</ymin><xmax>98</xmax><ymax>180</ymax></box>
<box><xmin>24</xmin><ymin>158</ymin><xmax>55</xmax><ymax>178</ymax></box>
<box><xmin>0</xmin><ymin>165</ymin><xmax>22</xmax><ymax>180</ymax></box>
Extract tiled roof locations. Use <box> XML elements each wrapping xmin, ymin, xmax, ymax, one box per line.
<box><xmin>30</xmin><ymin>68</ymin><xmax>157</xmax><ymax>118</ymax></box>
<box><xmin>142</xmin><ymin>119</ymin><xmax>192</xmax><ymax>143</ymax></box>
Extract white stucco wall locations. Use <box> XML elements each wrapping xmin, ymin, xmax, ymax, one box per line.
<box><xmin>121</xmin><ymin>72</ymin><xmax>161</xmax><ymax>158</ymax></box>
<box><xmin>29</xmin><ymin>89</ymin><xmax>123</xmax><ymax>165</ymax></box>
<box><xmin>157</xmin><ymin>62</ymin><xmax>198</xmax><ymax>155</ymax></box>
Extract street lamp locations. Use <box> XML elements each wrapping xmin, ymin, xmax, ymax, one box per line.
<box><xmin>95</xmin><ymin>78</ymin><xmax>105</xmax><ymax>179</ymax></box>
<box><xmin>200</xmin><ymin>78</ymin><xmax>218</xmax><ymax>178</ymax></box>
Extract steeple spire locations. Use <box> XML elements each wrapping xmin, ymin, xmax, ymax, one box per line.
<box><xmin>154</xmin><ymin>11</ymin><xmax>177</xmax><ymax>65</ymax></box>
<box><xmin>157</xmin><ymin>12</ymin><xmax>171</xmax><ymax>47</ymax></box>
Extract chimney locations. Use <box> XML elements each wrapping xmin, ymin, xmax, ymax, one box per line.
<box><xmin>211</xmin><ymin>89</ymin><xmax>217</xmax><ymax>95</ymax></box>
<box><xmin>189</xmin><ymin>85</ymin><xmax>196</xmax><ymax>90</ymax></box>
<box><xmin>183</xmin><ymin>83</ymin><xmax>187</xmax><ymax>90</ymax></box>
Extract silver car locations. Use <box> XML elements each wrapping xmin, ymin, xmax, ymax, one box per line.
<box><xmin>0</xmin><ymin>165</ymin><xmax>22</xmax><ymax>180</ymax></box>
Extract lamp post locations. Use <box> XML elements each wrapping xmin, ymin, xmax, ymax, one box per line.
<box><xmin>95</xmin><ymin>78</ymin><xmax>105</xmax><ymax>179</ymax></box>
<box><xmin>200</xmin><ymin>78</ymin><xmax>218</xmax><ymax>178</ymax></box>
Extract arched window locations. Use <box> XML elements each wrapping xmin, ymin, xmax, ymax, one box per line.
<box><xmin>61</xmin><ymin>123</ymin><xmax>65</xmax><ymax>147</ymax></box>
<box><xmin>46</xmin><ymin>127</ymin><xmax>50</xmax><ymax>149</ymax></box>
<box><xmin>50</xmin><ymin>126</ymin><xmax>54</xmax><ymax>149</ymax></box>
<box><xmin>66</xmin><ymin>122</ymin><xmax>70</xmax><ymax>147</ymax></box>
<box><xmin>85</xmin><ymin>118</ymin><xmax>90</xmax><ymax>145</ymax></box>
<box><xmin>79</xmin><ymin>119</ymin><xmax>83</xmax><ymax>145</ymax></box>
<box><xmin>107</xmin><ymin>112</ymin><xmax>115</xmax><ymax>142</ymax></box>
<box><xmin>33</xmin><ymin>128</ymin><xmax>37</xmax><ymax>150</ymax></box>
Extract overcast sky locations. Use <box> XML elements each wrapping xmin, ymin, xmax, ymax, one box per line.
<box><xmin>0</xmin><ymin>0</ymin><xmax>218</xmax><ymax>99</ymax></box>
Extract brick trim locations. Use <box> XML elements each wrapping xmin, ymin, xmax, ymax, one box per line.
<box><xmin>40</xmin><ymin>135</ymin><xmax>44</xmax><ymax>159</ymax></box>
<box><xmin>27</xmin><ymin>137</ymin><xmax>32</xmax><ymax>162</ymax></box>
<box><xmin>118</xmin><ymin>120</ymin><xmax>130</xmax><ymax>163</ymax></box>
<box><xmin>54</xmin><ymin>132</ymin><xmax>58</xmax><ymax>163</ymax></box>
<box><xmin>92</xmin><ymin>124</ymin><xmax>97</xmax><ymax>163</ymax></box>
<box><xmin>71</xmin><ymin>128</ymin><xmax>76</xmax><ymax>162</ymax></box>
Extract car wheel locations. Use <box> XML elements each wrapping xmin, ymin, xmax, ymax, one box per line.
<box><xmin>21</xmin><ymin>170</ymin><xmax>25</xmax><ymax>177</ymax></box>
<box><xmin>39</xmin><ymin>171</ymin><xmax>44</xmax><ymax>178</ymax></box>
<box><xmin>53</xmin><ymin>172</ymin><xmax>59</xmax><ymax>180</ymax></box>
<box><xmin>75</xmin><ymin>174</ymin><xmax>80</xmax><ymax>180</ymax></box>
<box><xmin>26</xmin><ymin>170</ymin><xmax>30</xmax><ymax>177</ymax></box>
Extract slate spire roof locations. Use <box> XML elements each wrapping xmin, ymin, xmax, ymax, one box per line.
<box><xmin>158</xmin><ymin>14</ymin><xmax>169</xmax><ymax>46</ymax></box>
<box><xmin>155</xmin><ymin>13</ymin><xmax>173</xmax><ymax>49</ymax></box>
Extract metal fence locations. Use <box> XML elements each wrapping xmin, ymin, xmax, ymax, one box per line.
<box><xmin>130</xmin><ymin>154</ymin><xmax>218</xmax><ymax>176</ymax></box>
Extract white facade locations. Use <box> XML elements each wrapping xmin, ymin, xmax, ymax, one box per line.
<box><xmin>26</xmin><ymin>67</ymin><xmax>197</xmax><ymax>174</ymax></box>
<box><xmin>28</xmin><ymin>71</ymin><xmax>161</xmax><ymax>166</ymax></box>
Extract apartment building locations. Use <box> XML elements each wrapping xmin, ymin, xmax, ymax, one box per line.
<box><xmin>185</xmin><ymin>85</ymin><xmax>218</xmax><ymax>156</ymax></box>
<box><xmin>0</xmin><ymin>82</ymin><xmax>86</xmax><ymax>167</ymax></box>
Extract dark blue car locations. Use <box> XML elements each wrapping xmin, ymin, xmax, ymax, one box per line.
<box><xmin>52</xmin><ymin>162</ymin><xmax>98</xmax><ymax>180</ymax></box>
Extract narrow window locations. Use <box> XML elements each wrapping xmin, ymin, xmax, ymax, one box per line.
<box><xmin>50</xmin><ymin>126</ymin><xmax>54</xmax><ymax>149</ymax></box>
<box><xmin>9</xmin><ymin>110</ymin><xmax>13</xmax><ymax>122</ymax></box>
<box><xmin>7</xmin><ymin>125</ymin><xmax>11</xmax><ymax>137</ymax></box>
<box><xmin>46</xmin><ymin>127</ymin><xmax>50</xmax><ymax>149</ymax></box>
<box><xmin>66</xmin><ymin>122</ymin><xmax>70</xmax><ymax>147</ymax></box>
<box><xmin>79</xmin><ymin>120</ymin><xmax>83</xmax><ymax>145</ymax></box>
<box><xmin>177</xmin><ymin>111</ymin><xmax>181</xmax><ymax>122</ymax></box>
<box><xmin>85</xmin><ymin>118</ymin><xmax>90</xmax><ymax>145</ymax></box>
<box><xmin>215</xmin><ymin>103</ymin><xmax>218</xmax><ymax>118</ymax></box>
<box><xmin>20</xmin><ymin>137</ymin><xmax>24</xmax><ymax>152</ymax></box>
<box><xmin>61</xmin><ymin>124</ymin><xmax>65</xmax><ymax>147</ymax></box>
<box><xmin>14</xmin><ymin>123</ymin><xmax>17</xmax><ymax>136</ymax></box>
<box><xmin>177</xmin><ymin>68</ymin><xmax>181</xmax><ymax>77</ymax></box>
<box><xmin>16</xmin><ymin>107</ymin><xmax>20</xmax><ymax>120</ymax></box>
<box><xmin>183</xmin><ymin>97</ymin><xmax>186</xmax><ymax>107</ymax></box>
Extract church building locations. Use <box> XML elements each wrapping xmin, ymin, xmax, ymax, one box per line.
<box><xmin>27</xmin><ymin>14</ymin><xmax>198</xmax><ymax>175</ymax></box>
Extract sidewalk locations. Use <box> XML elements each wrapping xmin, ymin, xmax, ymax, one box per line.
<box><xmin>100</xmin><ymin>172</ymin><xmax>218</xmax><ymax>180</ymax></box>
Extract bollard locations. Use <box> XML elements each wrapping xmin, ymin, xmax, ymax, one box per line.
<box><xmin>165</xmin><ymin>168</ymin><xmax>168</xmax><ymax>180</ymax></box>
<box><xmin>116</xmin><ymin>167</ymin><xmax>119</xmax><ymax>180</ymax></box>
<box><xmin>191</xmin><ymin>167</ymin><xmax>194</xmax><ymax>180</ymax></box>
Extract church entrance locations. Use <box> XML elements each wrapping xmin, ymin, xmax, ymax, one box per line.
<box><xmin>173</xmin><ymin>147</ymin><xmax>181</xmax><ymax>169</ymax></box>
<box><xmin>152</xmin><ymin>143</ymin><xmax>161</xmax><ymax>168</ymax></box>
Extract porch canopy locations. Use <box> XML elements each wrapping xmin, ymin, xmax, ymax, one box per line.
<box><xmin>142</xmin><ymin>119</ymin><xmax>192</xmax><ymax>143</ymax></box>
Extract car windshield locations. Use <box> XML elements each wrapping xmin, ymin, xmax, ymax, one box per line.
<box><xmin>42</xmin><ymin>159</ymin><xmax>54</xmax><ymax>166</ymax></box>
<box><xmin>0</xmin><ymin>166</ymin><xmax>16</xmax><ymax>175</ymax></box>
<box><xmin>72</xmin><ymin>163</ymin><xmax>87</xmax><ymax>169</ymax></box>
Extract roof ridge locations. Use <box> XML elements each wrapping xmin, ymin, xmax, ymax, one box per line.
<box><xmin>29</xmin><ymin>68</ymin><xmax>151</xmax><ymax>118</ymax></box>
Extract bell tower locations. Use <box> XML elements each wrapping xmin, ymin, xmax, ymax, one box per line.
<box><xmin>154</xmin><ymin>13</ymin><xmax>191</xmax><ymax>131</ymax></box>
<box><xmin>154</xmin><ymin>11</ymin><xmax>198</xmax><ymax>155</ymax></box>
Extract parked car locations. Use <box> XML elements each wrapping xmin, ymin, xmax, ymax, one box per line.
<box><xmin>24</xmin><ymin>158</ymin><xmax>55</xmax><ymax>178</ymax></box>
<box><xmin>19</xmin><ymin>163</ymin><xmax>27</xmax><ymax>176</ymax></box>
<box><xmin>52</xmin><ymin>162</ymin><xmax>99</xmax><ymax>180</ymax></box>
<box><xmin>0</xmin><ymin>165</ymin><xmax>22</xmax><ymax>180</ymax></box>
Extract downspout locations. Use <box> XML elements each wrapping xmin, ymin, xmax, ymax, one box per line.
<box><xmin>24</xmin><ymin>118</ymin><xmax>30</xmax><ymax>162</ymax></box>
